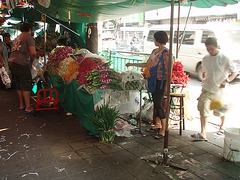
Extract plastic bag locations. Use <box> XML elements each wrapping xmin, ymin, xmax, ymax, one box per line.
<box><xmin>140</xmin><ymin>99</ymin><xmax>154</xmax><ymax>121</ymax></box>
<box><xmin>210</xmin><ymin>88</ymin><xmax>229</xmax><ymax>116</ymax></box>
<box><xmin>95</xmin><ymin>90</ymin><xmax>143</xmax><ymax>114</ymax></box>
<box><xmin>114</xmin><ymin>119</ymin><xmax>135</xmax><ymax>137</ymax></box>
<box><xmin>31</xmin><ymin>58</ymin><xmax>45</xmax><ymax>81</ymax></box>
<box><xmin>0</xmin><ymin>66</ymin><xmax>11</xmax><ymax>88</ymax></box>
<box><xmin>117</xmin><ymin>91</ymin><xmax>143</xmax><ymax>114</ymax></box>
<box><xmin>74</xmin><ymin>48</ymin><xmax>108</xmax><ymax>63</ymax></box>
<box><xmin>119</xmin><ymin>70</ymin><xmax>144</xmax><ymax>90</ymax></box>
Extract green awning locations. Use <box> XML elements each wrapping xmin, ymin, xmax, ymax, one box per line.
<box><xmin>35</xmin><ymin>0</ymin><xmax>239</xmax><ymax>23</ymax></box>
<box><xmin>6</xmin><ymin>0</ymin><xmax>240</xmax><ymax>24</ymax></box>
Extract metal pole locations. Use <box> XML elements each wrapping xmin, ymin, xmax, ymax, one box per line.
<box><xmin>139</xmin><ymin>89</ymin><xmax>142</xmax><ymax>132</ymax></box>
<box><xmin>176</xmin><ymin>0</ymin><xmax>181</xmax><ymax>60</ymax></box>
<box><xmin>163</xmin><ymin>0</ymin><xmax>174</xmax><ymax>163</ymax></box>
<box><xmin>43</xmin><ymin>13</ymin><xmax>46</xmax><ymax>66</ymax></box>
<box><xmin>179</xmin><ymin>3</ymin><xmax>192</xmax><ymax>52</ymax></box>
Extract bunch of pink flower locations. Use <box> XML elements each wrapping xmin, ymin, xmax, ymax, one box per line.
<box><xmin>46</xmin><ymin>46</ymin><xmax>74</xmax><ymax>75</ymax></box>
<box><xmin>48</xmin><ymin>46</ymin><xmax>74</xmax><ymax>61</ymax></box>
<box><xmin>76</xmin><ymin>58</ymin><xmax>98</xmax><ymax>85</ymax></box>
<box><xmin>85</xmin><ymin>62</ymin><xmax>122</xmax><ymax>91</ymax></box>
<box><xmin>99</xmin><ymin>85</ymin><xmax>109</xmax><ymax>89</ymax></box>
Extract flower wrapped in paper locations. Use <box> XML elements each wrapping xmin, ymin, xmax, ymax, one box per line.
<box><xmin>119</xmin><ymin>70</ymin><xmax>144</xmax><ymax>90</ymax></box>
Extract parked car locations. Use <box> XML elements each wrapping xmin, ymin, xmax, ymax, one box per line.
<box><xmin>143</xmin><ymin>23</ymin><xmax>240</xmax><ymax>81</ymax></box>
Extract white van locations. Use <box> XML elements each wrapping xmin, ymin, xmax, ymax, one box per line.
<box><xmin>143</xmin><ymin>23</ymin><xmax>240</xmax><ymax>80</ymax></box>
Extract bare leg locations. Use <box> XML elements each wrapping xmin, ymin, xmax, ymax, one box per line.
<box><xmin>158</xmin><ymin>118</ymin><xmax>166</xmax><ymax>136</ymax></box>
<box><xmin>220</xmin><ymin>116</ymin><xmax>225</xmax><ymax>129</ymax></box>
<box><xmin>149</xmin><ymin>117</ymin><xmax>162</xmax><ymax>130</ymax></box>
<box><xmin>200</xmin><ymin>116</ymin><xmax>208</xmax><ymax>138</ymax></box>
<box><xmin>17</xmin><ymin>90</ymin><xmax>25</xmax><ymax>109</ymax></box>
<box><xmin>22</xmin><ymin>91</ymin><xmax>31</xmax><ymax>111</ymax></box>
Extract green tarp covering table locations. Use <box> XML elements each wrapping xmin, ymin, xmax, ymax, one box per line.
<box><xmin>49</xmin><ymin>75</ymin><xmax>98</xmax><ymax>135</ymax></box>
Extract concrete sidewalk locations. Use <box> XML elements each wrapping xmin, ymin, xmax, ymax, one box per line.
<box><xmin>0</xmin><ymin>87</ymin><xmax>240</xmax><ymax>180</ymax></box>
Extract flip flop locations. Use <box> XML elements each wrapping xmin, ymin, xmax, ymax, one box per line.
<box><xmin>19</xmin><ymin>107</ymin><xmax>25</xmax><ymax>110</ymax></box>
<box><xmin>217</xmin><ymin>129</ymin><xmax>224</xmax><ymax>135</ymax></box>
<box><xmin>147</xmin><ymin>127</ymin><xmax>161</xmax><ymax>132</ymax></box>
<box><xmin>25</xmin><ymin>110</ymin><xmax>33</xmax><ymax>114</ymax></box>
<box><xmin>155</xmin><ymin>134</ymin><xmax>164</xmax><ymax>139</ymax></box>
<box><xmin>191</xmin><ymin>133</ymin><xmax>208</xmax><ymax>141</ymax></box>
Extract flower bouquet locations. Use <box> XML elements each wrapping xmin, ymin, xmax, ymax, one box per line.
<box><xmin>45</xmin><ymin>46</ymin><xmax>74</xmax><ymax>75</ymax></box>
<box><xmin>58</xmin><ymin>57</ymin><xmax>79</xmax><ymax>83</ymax></box>
<box><xmin>87</xmin><ymin>104</ymin><xmax>119</xmax><ymax>143</ymax></box>
<box><xmin>85</xmin><ymin>62</ymin><xmax>122</xmax><ymax>91</ymax></box>
<box><xmin>76</xmin><ymin>58</ymin><xmax>98</xmax><ymax>85</ymax></box>
<box><xmin>171</xmin><ymin>61</ymin><xmax>190</xmax><ymax>87</ymax></box>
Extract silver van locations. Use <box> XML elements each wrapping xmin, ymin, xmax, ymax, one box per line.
<box><xmin>143</xmin><ymin>23</ymin><xmax>240</xmax><ymax>80</ymax></box>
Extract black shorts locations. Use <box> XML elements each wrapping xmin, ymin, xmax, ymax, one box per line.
<box><xmin>9</xmin><ymin>62</ymin><xmax>32</xmax><ymax>91</ymax></box>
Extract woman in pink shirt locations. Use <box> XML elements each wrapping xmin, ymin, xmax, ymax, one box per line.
<box><xmin>126</xmin><ymin>31</ymin><xmax>172</xmax><ymax>138</ymax></box>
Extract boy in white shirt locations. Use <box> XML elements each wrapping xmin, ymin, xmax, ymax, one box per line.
<box><xmin>192</xmin><ymin>37</ymin><xmax>237</xmax><ymax>140</ymax></box>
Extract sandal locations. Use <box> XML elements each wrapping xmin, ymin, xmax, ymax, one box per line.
<box><xmin>147</xmin><ymin>127</ymin><xmax>161</xmax><ymax>132</ymax></box>
<box><xmin>191</xmin><ymin>133</ymin><xmax>208</xmax><ymax>141</ymax></box>
<box><xmin>25</xmin><ymin>110</ymin><xmax>33</xmax><ymax>114</ymax></box>
<box><xmin>155</xmin><ymin>134</ymin><xmax>164</xmax><ymax>139</ymax></box>
<box><xmin>19</xmin><ymin>107</ymin><xmax>25</xmax><ymax>110</ymax></box>
<box><xmin>217</xmin><ymin>128</ymin><xmax>224</xmax><ymax>135</ymax></box>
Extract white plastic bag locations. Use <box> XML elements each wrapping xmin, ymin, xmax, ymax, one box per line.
<box><xmin>117</xmin><ymin>91</ymin><xmax>142</xmax><ymax>114</ymax></box>
<box><xmin>31</xmin><ymin>59</ymin><xmax>45</xmax><ymax>81</ymax></box>
<box><xmin>74</xmin><ymin>48</ymin><xmax>108</xmax><ymax>63</ymax></box>
<box><xmin>114</xmin><ymin>118</ymin><xmax>135</xmax><ymax>137</ymax></box>
<box><xmin>211</xmin><ymin>88</ymin><xmax>229</xmax><ymax>116</ymax></box>
<box><xmin>0</xmin><ymin>67</ymin><xmax>11</xmax><ymax>88</ymax></box>
<box><xmin>140</xmin><ymin>99</ymin><xmax>154</xmax><ymax>121</ymax></box>
<box><xmin>119</xmin><ymin>70</ymin><xmax>144</xmax><ymax>90</ymax></box>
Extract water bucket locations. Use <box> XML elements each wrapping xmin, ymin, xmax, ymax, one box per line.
<box><xmin>223</xmin><ymin>128</ymin><xmax>240</xmax><ymax>162</ymax></box>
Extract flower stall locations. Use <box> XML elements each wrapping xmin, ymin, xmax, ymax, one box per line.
<box><xmin>45</xmin><ymin>45</ymin><xmax>191</xmax><ymax>139</ymax></box>
<box><xmin>45</xmin><ymin>47</ymin><xmax>147</xmax><ymax>141</ymax></box>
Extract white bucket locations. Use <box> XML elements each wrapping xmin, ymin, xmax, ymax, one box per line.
<box><xmin>223</xmin><ymin>128</ymin><xmax>240</xmax><ymax>162</ymax></box>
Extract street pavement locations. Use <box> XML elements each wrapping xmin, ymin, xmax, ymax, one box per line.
<box><xmin>0</xmin><ymin>77</ymin><xmax>240</xmax><ymax>180</ymax></box>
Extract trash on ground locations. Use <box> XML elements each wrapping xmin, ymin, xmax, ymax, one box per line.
<box><xmin>114</xmin><ymin>118</ymin><xmax>135</xmax><ymax>137</ymax></box>
<box><xmin>61</xmin><ymin>154</ymin><xmax>72</xmax><ymax>159</ymax></box>
<box><xmin>0</xmin><ymin>135</ymin><xmax>6</xmax><ymax>142</ymax></box>
<box><xmin>40</xmin><ymin>123</ymin><xmax>46</xmax><ymax>128</ymax></box>
<box><xmin>5</xmin><ymin>151</ymin><xmax>18</xmax><ymax>160</ymax></box>
<box><xmin>23</xmin><ymin>144</ymin><xmax>29</xmax><ymax>149</ymax></box>
<box><xmin>0</xmin><ymin>128</ymin><xmax>9</xmax><ymax>132</ymax></box>
<box><xmin>18</xmin><ymin>133</ymin><xmax>32</xmax><ymax>139</ymax></box>
<box><xmin>22</xmin><ymin>172</ymin><xmax>39</xmax><ymax>177</ymax></box>
<box><xmin>55</xmin><ymin>167</ymin><xmax>65</xmax><ymax>172</ymax></box>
